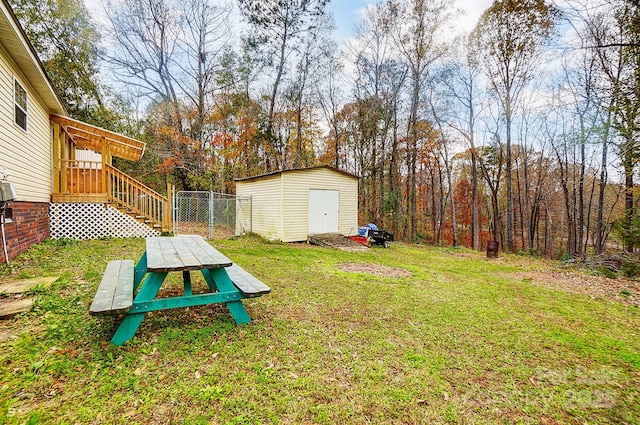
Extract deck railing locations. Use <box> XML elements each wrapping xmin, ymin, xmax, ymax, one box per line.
<box><xmin>60</xmin><ymin>160</ymin><xmax>103</xmax><ymax>194</ymax></box>
<box><xmin>105</xmin><ymin>164</ymin><xmax>171</xmax><ymax>232</ymax></box>
<box><xmin>57</xmin><ymin>160</ymin><xmax>171</xmax><ymax>232</ymax></box>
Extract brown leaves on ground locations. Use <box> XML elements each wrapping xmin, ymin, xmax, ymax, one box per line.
<box><xmin>513</xmin><ymin>269</ymin><xmax>640</xmax><ymax>307</ymax></box>
<box><xmin>338</xmin><ymin>262</ymin><xmax>412</xmax><ymax>278</ymax></box>
<box><xmin>338</xmin><ymin>255</ymin><xmax>640</xmax><ymax>308</ymax></box>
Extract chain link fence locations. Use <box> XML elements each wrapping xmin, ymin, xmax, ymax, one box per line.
<box><xmin>173</xmin><ymin>191</ymin><xmax>252</xmax><ymax>239</ymax></box>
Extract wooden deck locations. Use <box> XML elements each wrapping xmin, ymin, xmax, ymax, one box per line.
<box><xmin>51</xmin><ymin>193</ymin><xmax>108</xmax><ymax>203</ymax></box>
<box><xmin>50</xmin><ymin>115</ymin><xmax>173</xmax><ymax>232</ymax></box>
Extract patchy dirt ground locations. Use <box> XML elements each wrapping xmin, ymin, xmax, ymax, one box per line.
<box><xmin>512</xmin><ymin>269</ymin><xmax>640</xmax><ymax>307</ymax></box>
<box><xmin>338</xmin><ymin>262</ymin><xmax>413</xmax><ymax>278</ymax></box>
<box><xmin>309</xmin><ymin>233</ymin><xmax>369</xmax><ymax>252</ymax></box>
<box><xmin>441</xmin><ymin>249</ymin><xmax>640</xmax><ymax>307</ymax></box>
<box><xmin>337</xmin><ymin>255</ymin><xmax>640</xmax><ymax>307</ymax></box>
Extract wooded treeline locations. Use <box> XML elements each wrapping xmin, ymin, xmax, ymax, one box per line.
<box><xmin>10</xmin><ymin>0</ymin><xmax>640</xmax><ymax>257</ymax></box>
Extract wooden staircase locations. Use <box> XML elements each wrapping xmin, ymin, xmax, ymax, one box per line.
<box><xmin>52</xmin><ymin>160</ymin><xmax>172</xmax><ymax>233</ymax></box>
<box><xmin>105</xmin><ymin>164</ymin><xmax>172</xmax><ymax>233</ymax></box>
<box><xmin>50</xmin><ymin>115</ymin><xmax>172</xmax><ymax>234</ymax></box>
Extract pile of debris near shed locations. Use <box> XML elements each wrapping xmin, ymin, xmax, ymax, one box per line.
<box><xmin>308</xmin><ymin>223</ymin><xmax>394</xmax><ymax>252</ymax></box>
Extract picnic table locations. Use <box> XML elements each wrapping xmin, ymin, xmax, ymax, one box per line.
<box><xmin>89</xmin><ymin>235</ymin><xmax>270</xmax><ymax>345</ymax></box>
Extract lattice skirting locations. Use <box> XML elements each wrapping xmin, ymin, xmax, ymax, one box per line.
<box><xmin>50</xmin><ymin>203</ymin><xmax>160</xmax><ymax>240</ymax></box>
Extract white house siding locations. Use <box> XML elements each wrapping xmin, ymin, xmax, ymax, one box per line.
<box><xmin>75</xmin><ymin>149</ymin><xmax>102</xmax><ymax>167</ymax></box>
<box><xmin>281</xmin><ymin>168</ymin><xmax>358</xmax><ymax>242</ymax></box>
<box><xmin>0</xmin><ymin>45</ymin><xmax>52</xmax><ymax>202</ymax></box>
<box><xmin>236</xmin><ymin>175</ymin><xmax>283</xmax><ymax>241</ymax></box>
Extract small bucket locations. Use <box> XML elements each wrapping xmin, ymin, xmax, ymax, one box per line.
<box><xmin>486</xmin><ymin>241</ymin><xmax>499</xmax><ymax>258</ymax></box>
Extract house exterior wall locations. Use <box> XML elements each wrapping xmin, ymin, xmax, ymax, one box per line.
<box><xmin>0</xmin><ymin>35</ymin><xmax>53</xmax><ymax>262</ymax></box>
<box><xmin>236</xmin><ymin>175</ymin><xmax>283</xmax><ymax>241</ymax></box>
<box><xmin>281</xmin><ymin>168</ymin><xmax>358</xmax><ymax>242</ymax></box>
<box><xmin>0</xmin><ymin>201</ymin><xmax>49</xmax><ymax>262</ymax></box>
<box><xmin>0</xmin><ymin>42</ymin><xmax>53</xmax><ymax>203</ymax></box>
<box><xmin>236</xmin><ymin>167</ymin><xmax>358</xmax><ymax>243</ymax></box>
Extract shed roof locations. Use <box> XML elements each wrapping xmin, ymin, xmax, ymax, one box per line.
<box><xmin>0</xmin><ymin>0</ymin><xmax>65</xmax><ymax>115</ymax></box>
<box><xmin>234</xmin><ymin>165</ymin><xmax>359</xmax><ymax>183</ymax></box>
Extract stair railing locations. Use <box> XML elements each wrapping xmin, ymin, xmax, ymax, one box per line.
<box><xmin>105</xmin><ymin>164</ymin><xmax>171</xmax><ymax>232</ymax></box>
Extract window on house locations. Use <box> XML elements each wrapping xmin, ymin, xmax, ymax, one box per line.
<box><xmin>14</xmin><ymin>79</ymin><xmax>27</xmax><ymax>131</ymax></box>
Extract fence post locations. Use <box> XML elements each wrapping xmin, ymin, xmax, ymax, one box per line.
<box><xmin>172</xmin><ymin>188</ymin><xmax>178</xmax><ymax>235</ymax></box>
<box><xmin>166</xmin><ymin>183</ymin><xmax>174</xmax><ymax>234</ymax></box>
<box><xmin>209</xmin><ymin>191</ymin><xmax>214</xmax><ymax>239</ymax></box>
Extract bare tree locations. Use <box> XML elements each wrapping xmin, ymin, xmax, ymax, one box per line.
<box><xmin>237</xmin><ymin>0</ymin><xmax>330</xmax><ymax>170</ymax></box>
<box><xmin>103</xmin><ymin>0</ymin><xmax>233</xmax><ymax>190</ymax></box>
<box><xmin>441</xmin><ymin>53</ymin><xmax>485</xmax><ymax>250</ymax></box>
<box><xmin>316</xmin><ymin>50</ymin><xmax>346</xmax><ymax>169</ymax></box>
<box><xmin>389</xmin><ymin>0</ymin><xmax>454</xmax><ymax>240</ymax></box>
<box><xmin>177</xmin><ymin>0</ymin><xmax>232</xmax><ymax>142</ymax></box>
<box><xmin>283</xmin><ymin>12</ymin><xmax>335</xmax><ymax>168</ymax></box>
<box><xmin>564</xmin><ymin>0</ymin><xmax>640</xmax><ymax>252</ymax></box>
<box><xmin>346</xmin><ymin>1</ymin><xmax>407</xmax><ymax>232</ymax></box>
<box><xmin>470</xmin><ymin>0</ymin><xmax>559</xmax><ymax>252</ymax></box>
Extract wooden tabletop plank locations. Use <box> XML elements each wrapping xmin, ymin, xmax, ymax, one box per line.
<box><xmin>147</xmin><ymin>237</ymin><xmax>183</xmax><ymax>271</ymax></box>
<box><xmin>171</xmin><ymin>236</ymin><xmax>205</xmax><ymax>270</ymax></box>
<box><xmin>157</xmin><ymin>237</ymin><xmax>187</xmax><ymax>271</ymax></box>
<box><xmin>146</xmin><ymin>236</ymin><xmax>232</xmax><ymax>272</ymax></box>
<box><xmin>186</xmin><ymin>235</ymin><xmax>232</xmax><ymax>268</ymax></box>
<box><xmin>145</xmin><ymin>237</ymin><xmax>166</xmax><ymax>271</ymax></box>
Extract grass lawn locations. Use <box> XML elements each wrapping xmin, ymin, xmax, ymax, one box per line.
<box><xmin>0</xmin><ymin>236</ymin><xmax>638</xmax><ymax>424</ymax></box>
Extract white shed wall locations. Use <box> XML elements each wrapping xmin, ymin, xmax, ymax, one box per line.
<box><xmin>281</xmin><ymin>168</ymin><xmax>358</xmax><ymax>242</ymax></box>
<box><xmin>237</xmin><ymin>167</ymin><xmax>358</xmax><ymax>243</ymax></box>
<box><xmin>0</xmin><ymin>45</ymin><xmax>52</xmax><ymax>202</ymax></box>
<box><xmin>236</xmin><ymin>175</ymin><xmax>283</xmax><ymax>241</ymax></box>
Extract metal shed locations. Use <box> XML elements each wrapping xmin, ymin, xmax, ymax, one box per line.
<box><xmin>235</xmin><ymin>166</ymin><xmax>359</xmax><ymax>242</ymax></box>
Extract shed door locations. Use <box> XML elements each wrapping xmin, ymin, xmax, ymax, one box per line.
<box><xmin>308</xmin><ymin>189</ymin><xmax>339</xmax><ymax>234</ymax></box>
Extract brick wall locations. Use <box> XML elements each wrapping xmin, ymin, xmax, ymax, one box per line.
<box><xmin>0</xmin><ymin>201</ymin><xmax>50</xmax><ymax>263</ymax></box>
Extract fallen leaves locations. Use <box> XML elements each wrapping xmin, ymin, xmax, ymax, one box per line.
<box><xmin>338</xmin><ymin>263</ymin><xmax>412</xmax><ymax>278</ymax></box>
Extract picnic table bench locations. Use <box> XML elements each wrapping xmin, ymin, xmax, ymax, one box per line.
<box><xmin>89</xmin><ymin>260</ymin><xmax>134</xmax><ymax>315</ymax></box>
<box><xmin>90</xmin><ymin>235</ymin><xmax>270</xmax><ymax>345</ymax></box>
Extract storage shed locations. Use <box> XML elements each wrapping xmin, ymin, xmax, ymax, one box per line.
<box><xmin>235</xmin><ymin>166</ymin><xmax>359</xmax><ymax>242</ymax></box>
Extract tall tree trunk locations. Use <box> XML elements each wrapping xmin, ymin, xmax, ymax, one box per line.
<box><xmin>624</xmin><ymin>147</ymin><xmax>634</xmax><ymax>253</ymax></box>
<box><xmin>471</xmin><ymin>150</ymin><xmax>480</xmax><ymax>250</ymax></box>
<box><xmin>577</xmin><ymin>124</ymin><xmax>586</xmax><ymax>257</ymax></box>
<box><xmin>595</xmin><ymin>111</ymin><xmax>611</xmax><ymax>255</ymax></box>
<box><xmin>505</xmin><ymin>104</ymin><xmax>514</xmax><ymax>252</ymax></box>
<box><xmin>442</xmin><ymin>142</ymin><xmax>458</xmax><ymax>246</ymax></box>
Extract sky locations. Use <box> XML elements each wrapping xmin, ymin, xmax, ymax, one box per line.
<box><xmin>327</xmin><ymin>0</ymin><xmax>495</xmax><ymax>43</ymax></box>
<box><xmin>84</xmin><ymin>0</ymin><xmax>495</xmax><ymax>44</ymax></box>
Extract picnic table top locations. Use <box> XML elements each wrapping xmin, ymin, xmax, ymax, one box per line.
<box><xmin>145</xmin><ymin>235</ymin><xmax>233</xmax><ymax>272</ymax></box>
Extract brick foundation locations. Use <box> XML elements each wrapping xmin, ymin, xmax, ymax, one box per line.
<box><xmin>0</xmin><ymin>201</ymin><xmax>50</xmax><ymax>263</ymax></box>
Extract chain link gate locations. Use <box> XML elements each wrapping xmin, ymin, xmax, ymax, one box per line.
<box><xmin>173</xmin><ymin>191</ymin><xmax>252</xmax><ymax>239</ymax></box>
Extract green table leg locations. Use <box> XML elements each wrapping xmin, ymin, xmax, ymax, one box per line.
<box><xmin>201</xmin><ymin>268</ymin><xmax>251</xmax><ymax>324</ymax></box>
<box><xmin>133</xmin><ymin>251</ymin><xmax>147</xmax><ymax>291</ymax></box>
<box><xmin>183</xmin><ymin>270</ymin><xmax>193</xmax><ymax>296</ymax></box>
<box><xmin>111</xmin><ymin>271</ymin><xmax>167</xmax><ymax>345</ymax></box>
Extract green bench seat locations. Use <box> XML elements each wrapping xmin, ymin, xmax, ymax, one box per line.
<box><xmin>90</xmin><ymin>260</ymin><xmax>134</xmax><ymax>316</ymax></box>
<box><xmin>226</xmin><ymin>264</ymin><xmax>271</xmax><ymax>298</ymax></box>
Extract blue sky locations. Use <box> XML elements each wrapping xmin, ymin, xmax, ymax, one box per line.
<box><xmin>327</xmin><ymin>0</ymin><xmax>495</xmax><ymax>43</ymax></box>
<box><xmin>83</xmin><ymin>0</ymin><xmax>495</xmax><ymax>48</ymax></box>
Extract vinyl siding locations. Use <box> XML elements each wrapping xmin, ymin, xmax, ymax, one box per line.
<box><xmin>0</xmin><ymin>44</ymin><xmax>52</xmax><ymax>202</ymax></box>
<box><xmin>282</xmin><ymin>168</ymin><xmax>358</xmax><ymax>242</ymax></box>
<box><xmin>236</xmin><ymin>175</ymin><xmax>283</xmax><ymax>241</ymax></box>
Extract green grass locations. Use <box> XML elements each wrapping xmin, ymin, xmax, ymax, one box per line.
<box><xmin>0</xmin><ymin>236</ymin><xmax>638</xmax><ymax>424</ymax></box>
